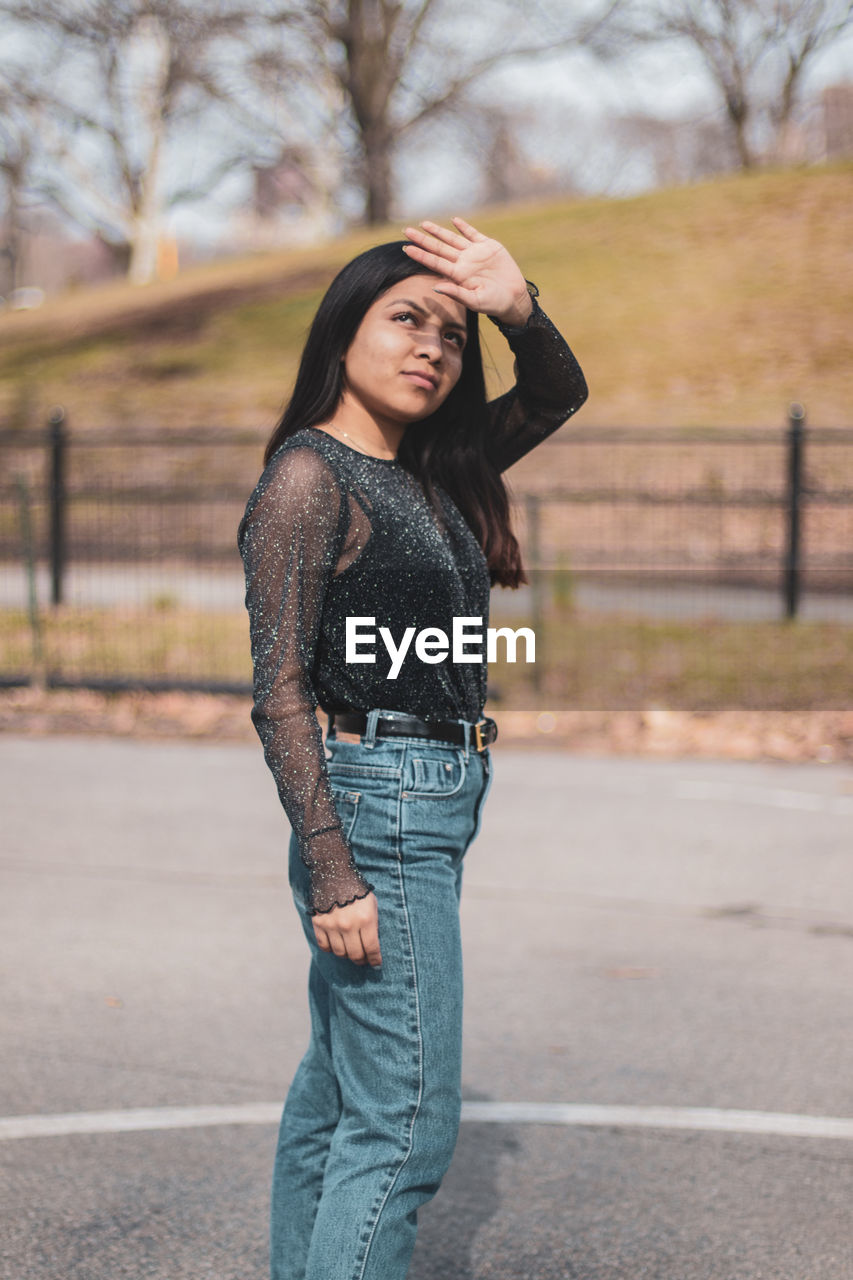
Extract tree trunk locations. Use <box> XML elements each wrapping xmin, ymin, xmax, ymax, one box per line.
<box><xmin>0</xmin><ymin>145</ymin><xmax>33</xmax><ymax>297</ymax></box>
<box><xmin>769</xmin><ymin>57</ymin><xmax>803</xmax><ymax>162</ymax></box>
<box><xmin>127</xmin><ymin>16</ymin><xmax>171</xmax><ymax>284</ymax></box>
<box><xmin>127</xmin><ymin>121</ymin><xmax>164</xmax><ymax>285</ymax></box>
<box><xmin>337</xmin><ymin>0</ymin><xmax>403</xmax><ymax>225</ymax></box>
<box><xmin>725</xmin><ymin>90</ymin><xmax>755</xmax><ymax>169</ymax></box>
<box><xmin>1</xmin><ymin>174</ymin><xmax>21</xmax><ymax>298</ymax></box>
<box><xmin>732</xmin><ymin>116</ymin><xmax>755</xmax><ymax>168</ymax></box>
<box><xmin>363</xmin><ymin>123</ymin><xmax>394</xmax><ymax>224</ymax></box>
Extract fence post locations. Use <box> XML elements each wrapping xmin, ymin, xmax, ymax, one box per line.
<box><xmin>48</xmin><ymin>405</ymin><xmax>67</xmax><ymax>607</ymax></box>
<box><xmin>525</xmin><ymin>494</ymin><xmax>543</xmax><ymax>693</ymax></box>
<box><xmin>16</xmin><ymin>474</ymin><xmax>45</xmax><ymax>685</ymax></box>
<box><xmin>783</xmin><ymin>402</ymin><xmax>805</xmax><ymax>621</ymax></box>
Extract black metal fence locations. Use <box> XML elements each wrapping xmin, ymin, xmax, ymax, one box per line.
<box><xmin>2</xmin><ymin>407</ymin><xmax>852</xmax><ymax>706</ymax></box>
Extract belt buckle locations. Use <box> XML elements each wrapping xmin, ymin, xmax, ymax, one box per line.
<box><xmin>473</xmin><ymin>719</ymin><xmax>487</xmax><ymax>752</ymax></box>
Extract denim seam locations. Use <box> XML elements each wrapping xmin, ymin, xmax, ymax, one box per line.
<box><xmin>326</xmin><ymin>763</ymin><xmax>401</xmax><ymax>778</ymax></box>
<box><xmin>463</xmin><ymin>754</ymin><xmax>493</xmax><ymax>854</ymax></box>
<box><xmin>352</xmin><ymin>756</ymin><xmax>423</xmax><ymax>1280</ymax></box>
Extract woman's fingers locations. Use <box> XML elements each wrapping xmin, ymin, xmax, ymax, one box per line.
<box><xmin>408</xmin><ymin>219</ymin><xmax>468</xmax><ymax>253</ymax></box>
<box><xmin>313</xmin><ymin>923</ymin><xmax>331</xmax><ymax>952</ymax></box>
<box><xmin>403</xmin><ymin>227</ymin><xmax>457</xmax><ymax>262</ymax></box>
<box><xmin>405</xmin><ymin>216</ymin><xmax>488</xmax><ymax>255</ymax></box>
<box><xmin>432</xmin><ymin>280</ymin><xmax>478</xmax><ymax>308</ymax></box>
<box><xmin>450</xmin><ymin>215</ymin><xmax>487</xmax><ymax>242</ymax></box>
<box><xmin>350</xmin><ymin>896</ymin><xmax>382</xmax><ymax>967</ymax></box>
<box><xmin>360</xmin><ymin>923</ymin><xmax>383</xmax><ymax>969</ymax></box>
<box><xmin>314</xmin><ymin>926</ymin><xmax>356</xmax><ymax>962</ymax></box>
<box><xmin>401</xmin><ymin>242</ymin><xmax>454</xmax><ymax>275</ymax></box>
<box><xmin>327</xmin><ymin>928</ymin><xmax>348</xmax><ymax>958</ymax></box>
<box><xmin>343</xmin><ymin>931</ymin><xmax>368</xmax><ymax>965</ymax></box>
<box><xmin>311</xmin><ymin>895</ymin><xmax>382</xmax><ymax>968</ymax></box>
<box><xmin>312</xmin><ymin>920</ymin><xmax>346</xmax><ymax>956</ymax></box>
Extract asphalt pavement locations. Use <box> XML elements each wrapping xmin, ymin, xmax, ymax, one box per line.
<box><xmin>1</xmin><ymin>736</ymin><xmax>852</xmax><ymax>1280</ymax></box>
<box><xmin>3</xmin><ymin>562</ymin><xmax>853</xmax><ymax>621</ymax></box>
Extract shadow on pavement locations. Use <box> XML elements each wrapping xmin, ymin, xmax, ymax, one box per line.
<box><xmin>410</xmin><ymin>1088</ymin><xmax>522</xmax><ymax>1280</ymax></box>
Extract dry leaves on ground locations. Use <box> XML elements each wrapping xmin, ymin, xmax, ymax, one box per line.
<box><xmin>1</xmin><ymin>688</ymin><xmax>851</xmax><ymax>764</ymax></box>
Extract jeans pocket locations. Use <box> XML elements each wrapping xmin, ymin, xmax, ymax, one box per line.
<box><xmin>329</xmin><ymin>786</ymin><xmax>361</xmax><ymax>843</ymax></box>
<box><xmin>463</xmin><ymin>751</ymin><xmax>494</xmax><ymax>853</ymax></box>
<box><xmin>408</xmin><ymin>750</ymin><xmax>467</xmax><ymax>797</ymax></box>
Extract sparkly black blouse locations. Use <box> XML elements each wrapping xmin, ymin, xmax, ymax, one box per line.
<box><xmin>238</xmin><ymin>299</ymin><xmax>587</xmax><ymax>915</ymax></box>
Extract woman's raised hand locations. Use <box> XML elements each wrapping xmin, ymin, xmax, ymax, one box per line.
<box><xmin>402</xmin><ymin>217</ymin><xmax>533</xmax><ymax>328</ymax></box>
<box><xmin>312</xmin><ymin>891</ymin><xmax>382</xmax><ymax>968</ymax></box>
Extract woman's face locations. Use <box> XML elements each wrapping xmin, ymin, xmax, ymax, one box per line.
<box><xmin>341</xmin><ymin>273</ymin><xmax>468</xmax><ymax>427</ymax></box>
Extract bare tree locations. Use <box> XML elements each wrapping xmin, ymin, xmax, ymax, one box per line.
<box><xmin>259</xmin><ymin>0</ymin><xmax>623</xmax><ymax>224</ymax></box>
<box><xmin>435</xmin><ymin>101</ymin><xmax>576</xmax><ymax>207</ymax></box>
<box><xmin>0</xmin><ymin>1</ymin><xmax>299</xmax><ymax>283</ymax></box>
<box><xmin>619</xmin><ymin>0</ymin><xmax>853</xmax><ymax>169</ymax></box>
<box><xmin>765</xmin><ymin>0</ymin><xmax>853</xmax><ymax>156</ymax></box>
<box><xmin>607</xmin><ymin>109</ymin><xmax>735</xmax><ymax>184</ymax></box>
<box><xmin>0</xmin><ymin>74</ymin><xmax>35</xmax><ymax>297</ymax></box>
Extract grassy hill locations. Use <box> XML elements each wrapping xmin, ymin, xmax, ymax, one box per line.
<box><xmin>1</xmin><ymin>161</ymin><xmax>852</xmax><ymax>434</ymax></box>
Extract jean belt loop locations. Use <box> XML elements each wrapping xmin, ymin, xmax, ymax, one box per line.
<box><xmin>363</xmin><ymin>707</ymin><xmax>381</xmax><ymax>749</ymax></box>
<box><xmin>457</xmin><ymin>717</ymin><xmax>470</xmax><ymax>763</ymax></box>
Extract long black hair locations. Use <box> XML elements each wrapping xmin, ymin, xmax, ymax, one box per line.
<box><xmin>264</xmin><ymin>241</ymin><xmax>526</xmax><ymax>587</ymax></box>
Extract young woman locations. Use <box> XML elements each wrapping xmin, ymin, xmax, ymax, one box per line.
<box><xmin>238</xmin><ymin>216</ymin><xmax>588</xmax><ymax>1280</ymax></box>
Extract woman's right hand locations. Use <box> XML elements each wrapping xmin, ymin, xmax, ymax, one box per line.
<box><xmin>312</xmin><ymin>892</ymin><xmax>383</xmax><ymax>968</ymax></box>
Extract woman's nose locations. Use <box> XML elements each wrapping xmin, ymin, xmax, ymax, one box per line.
<box><xmin>414</xmin><ymin>332</ymin><xmax>442</xmax><ymax>361</ymax></box>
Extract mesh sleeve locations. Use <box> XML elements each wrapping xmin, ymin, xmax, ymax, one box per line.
<box><xmin>485</xmin><ymin>298</ymin><xmax>589</xmax><ymax>473</ymax></box>
<box><xmin>238</xmin><ymin>444</ymin><xmax>375</xmax><ymax>916</ymax></box>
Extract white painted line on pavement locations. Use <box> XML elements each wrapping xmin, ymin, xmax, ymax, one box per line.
<box><xmin>0</xmin><ymin>1103</ymin><xmax>282</xmax><ymax>1141</ymax></box>
<box><xmin>2</xmin><ymin>1101</ymin><xmax>853</xmax><ymax>1143</ymax></box>
<box><xmin>459</xmin><ymin>1102</ymin><xmax>853</xmax><ymax>1139</ymax></box>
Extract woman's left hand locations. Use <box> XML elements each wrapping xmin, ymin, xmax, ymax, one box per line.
<box><xmin>402</xmin><ymin>217</ymin><xmax>533</xmax><ymax>328</ymax></box>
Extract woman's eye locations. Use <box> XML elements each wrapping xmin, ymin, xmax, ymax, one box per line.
<box><xmin>392</xmin><ymin>312</ymin><xmax>463</xmax><ymax>348</ymax></box>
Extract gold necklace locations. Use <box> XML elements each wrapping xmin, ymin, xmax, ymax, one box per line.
<box><xmin>323</xmin><ymin>422</ymin><xmax>397</xmax><ymax>461</ymax></box>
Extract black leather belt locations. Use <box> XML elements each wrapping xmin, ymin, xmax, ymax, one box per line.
<box><xmin>328</xmin><ymin>710</ymin><xmax>497</xmax><ymax>752</ymax></box>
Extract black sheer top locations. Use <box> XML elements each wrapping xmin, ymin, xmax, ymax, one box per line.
<box><xmin>238</xmin><ymin>299</ymin><xmax>587</xmax><ymax>915</ymax></box>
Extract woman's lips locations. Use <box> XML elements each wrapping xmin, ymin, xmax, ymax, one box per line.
<box><xmin>402</xmin><ymin>370</ymin><xmax>439</xmax><ymax>390</ymax></box>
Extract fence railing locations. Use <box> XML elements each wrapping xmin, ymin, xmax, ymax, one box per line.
<box><xmin>2</xmin><ymin>406</ymin><xmax>852</xmax><ymax>705</ymax></box>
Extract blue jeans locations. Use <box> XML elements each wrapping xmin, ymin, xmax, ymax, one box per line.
<box><xmin>271</xmin><ymin>710</ymin><xmax>494</xmax><ymax>1280</ymax></box>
